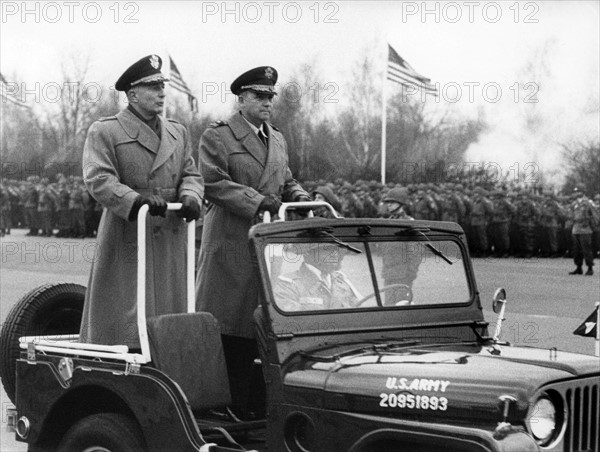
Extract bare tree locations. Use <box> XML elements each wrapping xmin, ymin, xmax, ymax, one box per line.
<box><xmin>561</xmin><ymin>139</ymin><xmax>600</xmax><ymax>195</ymax></box>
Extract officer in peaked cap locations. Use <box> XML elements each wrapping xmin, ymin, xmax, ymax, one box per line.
<box><xmin>196</xmin><ymin>65</ymin><xmax>309</xmax><ymax>420</ymax></box>
<box><xmin>79</xmin><ymin>54</ymin><xmax>204</xmax><ymax>351</ymax></box>
<box><xmin>115</xmin><ymin>54</ymin><xmax>170</xmax><ymax>92</ymax></box>
<box><xmin>230</xmin><ymin>65</ymin><xmax>278</xmax><ymax>96</ymax></box>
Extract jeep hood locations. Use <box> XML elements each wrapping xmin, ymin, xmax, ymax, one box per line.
<box><xmin>283</xmin><ymin>343</ymin><xmax>599</xmax><ymax>425</ymax></box>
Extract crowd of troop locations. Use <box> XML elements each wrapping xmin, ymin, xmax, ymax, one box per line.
<box><xmin>303</xmin><ymin>179</ymin><xmax>600</xmax><ymax>266</ymax></box>
<box><xmin>0</xmin><ymin>175</ymin><xmax>103</xmax><ymax>238</ymax></box>
<box><xmin>3</xmin><ymin>174</ymin><xmax>599</xmax><ymax>264</ymax></box>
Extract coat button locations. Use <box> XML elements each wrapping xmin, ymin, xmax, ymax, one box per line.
<box><xmin>153</xmin><ymin>226</ymin><xmax>160</xmax><ymax>235</ymax></box>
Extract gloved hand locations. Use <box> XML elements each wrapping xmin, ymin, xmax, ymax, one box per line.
<box><xmin>296</xmin><ymin>194</ymin><xmax>312</xmax><ymax>203</ymax></box>
<box><xmin>294</xmin><ymin>194</ymin><xmax>313</xmax><ymax>216</ymax></box>
<box><xmin>177</xmin><ymin>196</ymin><xmax>201</xmax><ymax>222</ymax></box>
<box><xmin>145</xmin><ymin>195</ymin><xmax>168</xmax><ymax>217</ymax></box>
<box><xmin>258</xmin><ymin>194</ymin><xmax>282</xmax><ymax>216</ymax></box>
<box><xmin>128</xmin><ymin>195</ymin><xmax>168</xmax><ymax>221</ymax></box>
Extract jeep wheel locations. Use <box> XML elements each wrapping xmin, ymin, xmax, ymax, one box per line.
<box><xmin>58</xmin><ymin>413</ymin><xmax>146</xmax><ymax>452</ymax></box>
<box><xmin>0</xmin><ymin>283</ymin><xmax>85</xmax><ymax>403</ymax></box>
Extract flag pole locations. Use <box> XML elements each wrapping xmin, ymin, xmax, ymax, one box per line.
<box><xmin>594</xmin><ymin>301</ymin><xmax>600</xmax><ymax>357</ymax></box>
<box><xmin>380</xmin><ymin>42</ymin><xmax>387</xmax><ymax>185</ymax></box>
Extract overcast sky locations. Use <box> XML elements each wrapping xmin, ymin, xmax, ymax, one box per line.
<box><xmin>1</xmin><ymin>1</ymin><xmax>599</xmax><ymax>184</ymax></box>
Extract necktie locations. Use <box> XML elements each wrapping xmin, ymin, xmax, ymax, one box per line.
<box><xmin>258</xmin><ymin>129</ymin><xmax>268</xmax><ymax>148</ymax></box>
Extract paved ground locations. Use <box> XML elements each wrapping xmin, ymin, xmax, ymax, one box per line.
<box><xmin>1</xmin><ymin>229</ymin><xmax>598</xmax><ymax>450</ymax></box>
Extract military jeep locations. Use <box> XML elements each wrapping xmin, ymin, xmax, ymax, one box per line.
<box><xmin>2</xmin><ymin>202</ymin><xmax>599</xmax><ymax>451</ymax></box>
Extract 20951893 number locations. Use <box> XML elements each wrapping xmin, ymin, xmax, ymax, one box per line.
<box><xmin>379</xmin><ymin>393</ymin><xmax>448</xmax><ymax>411</ymax></box>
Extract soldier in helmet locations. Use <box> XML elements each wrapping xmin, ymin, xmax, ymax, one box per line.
<box><xmin>69</xmin><ymin>177</ymin><xmax>87</xmax><ymax>238</ymax></box>
<box><xmin>489</xmin><ymin>190</ymin><xmax>515</xmax><ymax>257</ymax></box>
<box><xmin>413</xmin><ymin>184</ymin><xmax>437</xmax><ymax>220</ymax></box>
<box><xmin>469</xmin><ymin>187</ymin><xmax>494</xmax><ymax>257</ymax></box>
<box><xmin>24</xmin><ymin>176</ymin><xmax>40</xmax><ymax>236</ymax></box>
<box><xmin>380</xmin><ymin>186</ymin><xmax>413</xmax><ymax>220</ymax></box>
<box><xmin>540</xmin><ymin>190</ymin><xmax>565</xmax><ymax>257</ymax></box>
<box><xmin>55</xmin><ymin>179</ymin><xmax>71</xmax><ymax>237</ymax></box>
<box><xmin>312</xmin><ymin>185</ymin><xmax>342</xmax><ymax>218</ymax></box>
<box><xmin>379</xmin><ymin>187</ymin><xmax>420</xmax><ymax>304</ymax></box>
<box><xmin>514</xmin><ymin>190</ymin><xmax>541</xmax><ymax>258</ymax></box>
<box><xmin>568</xmin><ymin>187</ymin><xmax>596</xmax><ymax>275</ymax></box>
<box><xmin>37</xmin><ymin>178</ymin><xmax>56</xmax><ymax>236</ymax></box>
<box><xmin>593</xmin><ymin>194</ymin><xmax>600</xmax><ymax>258</ymax></box>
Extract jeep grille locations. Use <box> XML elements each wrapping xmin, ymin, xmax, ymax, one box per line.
<box><xmin>562</xmin><ymin>378</ymin><xmax>599</xmax><ymax>452</ymax></box>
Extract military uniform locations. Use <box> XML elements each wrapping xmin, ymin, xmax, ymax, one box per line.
<box><xmin>489</xmin><ymin>191</ymin><xmax>515</xmax><ymax>257</ymax></box>
<box><xmin>68</xmin><ymin>178</ymin><xmax>87</xmax><ymax>238</ymax></box>
<box><xmin>440</xmin><ymin>191</ymin><xmax>466</xmax><ymax>224</ymax></box>
<box><xmin>540</xmin><ymin>194</ymin><xmax>565</xmax><ymax>257</ymax></box>
<box><xmin>379</xmin><ymin>187</ymin><xmax>420</xmax><ymax>304</ymax></box>
<box><xmin>514</xmin><ymin>193</ymin><xmax>540</xmax><ymax>258</ymax></box>
<box><xmin>413</xmin><ymin>186</ymin><xmax>438</xmax><ymax>220</ymax></box>
<box><xmin>37</xmin><ymin>179</ymin><xmax>56</xmax><ymax>236</ymax></box>
<box><xmin>0</xmin><ymin>182</ymin><xmax>10</xmax><ymax>236</ymax></box>
<box><xmin>273</xmin><ymin>263</ymin><xmax>360</xmax><ymax>311</ymax></box>
<box><xmin>23</xmin><ymin>178</ymin><xmax>39</xmax><ymax>235</ymax></box>
<box><xmin>195</xmin><ymin>66</ymin><xmax>308</xmax><ymax>418</ymax></box>
<box><xmin>469</xmin><ymin>188</ymin><xmax>494</xmax><ymax>257</ymax></box>
<box><xmin>55</xmin><ymin>182</ymin><xmax>71</xmax><ymax>237</ymax></box>
<box><xmin>80</xmin><ymin>55</ymin><xmax>204</xmax><ymax>348</ymax></box>
<box><xmin>569</xmin><ymin>189</ymin><xmax>596</xmax><ymax>275</ymax></box>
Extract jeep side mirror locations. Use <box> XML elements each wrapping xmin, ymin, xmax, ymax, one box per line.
<box><xmin>492</xmin><ymin>288</ymin><xmax>506</xmax><ymax>314</ymax></box>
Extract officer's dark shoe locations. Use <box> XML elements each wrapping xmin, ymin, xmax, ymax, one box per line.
<box><xmin>585</xmin><ymin>267</ymin><xmax>593</xmax><ymax>276</ymax></box>
<box><xmin>569</xmin><ymin>267</ymin><xmax>583</xmax><ymax>275</ymax></box>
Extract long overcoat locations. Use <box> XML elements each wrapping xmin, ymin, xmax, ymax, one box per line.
<box><xmin>196</xmin><ymin>112</ymin><xmax>306</xmax><ymax>338</ymax></box>
<box><xmin>80</xmin><ymin>108</ymin><xmax>204</xmax><ymax>347</ymax></box>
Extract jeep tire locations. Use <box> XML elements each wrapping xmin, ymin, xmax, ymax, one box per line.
<box><xmin>0</xmin><ymin>283</ymin><xmax>85</xmax><ymax>403</ymax></box>
<box><xmin>57</xmin><ymin>413</ymin><xmax>146</xmax><ymax>452</ymax></box>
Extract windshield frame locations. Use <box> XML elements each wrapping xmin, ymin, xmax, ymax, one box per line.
<box><xmin>260</xmin><ymin>230</ymin><xmax>475</xmax><ymax>317</ymax></box>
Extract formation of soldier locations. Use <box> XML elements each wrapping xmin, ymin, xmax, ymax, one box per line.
<box><xmin>303</xmin><ymin>179</ymin><xmax>600</xmax><ymax>261</ymax></box>
<box><xmin>2</xmin><ymin>175</ymin><xmax>599</xmax><ymax>264</ymax></box>
<box><xmin>0</xmin><ymin>175</ymin><xmax>102</xmax><ymax>238</ymax></box>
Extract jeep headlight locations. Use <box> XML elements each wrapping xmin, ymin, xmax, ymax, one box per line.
<box><xmin>527</xmin><ymin>396</ymin><xmax>558</xmax><ymax>446</ymax></box>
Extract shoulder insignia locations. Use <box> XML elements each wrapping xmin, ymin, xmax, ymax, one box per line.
<box><xmin>210</xmin><ymin>120</ymin><xmax>228</xmax><ymax>128</ymax></box>
<box><xmin>167</xmin><ymin>118</ymin><xmax>182</xmax><ymax>125</ymax></box>
<box><xmin>277</xmin><ymin>275</ymin><xmax>294</xmax><ymax>283</ymax></box>
<box><xmin>98</xmin><ymin>116</ymin><xmax>117</xmax><ymax>122</ymax></box>
<box><xmin>270</xmin><ymin>124</ymin><xmax>280</xmax><ymax>132</ymax></box>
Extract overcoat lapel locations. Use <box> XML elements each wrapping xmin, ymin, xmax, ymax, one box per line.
<box><xmin>228</xmin><ymin>113</ymin><xmax>267</xmax><ymax>167</ymax></box>
<box><xmin>117</xmin><ymin>108</ymin><xmax>160</xmax><ymax>154</ymax></box>
<box><xmin>151</xmin><ymin>118</ymin><xmax>178</xmax><ymax>173</ymax></box>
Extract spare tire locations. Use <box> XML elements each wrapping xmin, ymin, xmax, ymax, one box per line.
<box><xmin>0</xmin><ymin>283</ymin><xmax>85</xmax><ymax>404</ymax></box>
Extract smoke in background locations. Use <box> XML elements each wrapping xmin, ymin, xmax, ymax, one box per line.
<box><xmin>465</xmin><ymin>20</ymin><xmax>599</xmax><ymax>188</ymax></box>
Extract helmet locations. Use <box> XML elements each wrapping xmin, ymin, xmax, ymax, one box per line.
<box><xmin>382</xmin><ymin>187</ymin><xmax>410</xmax><ymax>205</ymax></box>
<box><xmin>312</xmin><ymin>186</ymin><xmax>341</xmax><ymax>212</ymax></box>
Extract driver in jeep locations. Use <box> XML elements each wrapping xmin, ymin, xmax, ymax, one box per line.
<box><xmin>273</xmin><ymin>242</ymin><xmax>361</xmax><ymax>311</ymax></box>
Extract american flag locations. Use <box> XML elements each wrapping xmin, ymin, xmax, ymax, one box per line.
<box><xmin>168</xmin><ymin>57</ymin><xmax>197</xmax><ymax>111</ymax></box>
<box><xmin>0</xmin><ymin>72</ymin><xmax>31</xmax><ymax>108</ymax></box>
<box><xmin>387</xmin><ymin>44</ymin><xmax>438</xmax><ymax>96</ymax></box>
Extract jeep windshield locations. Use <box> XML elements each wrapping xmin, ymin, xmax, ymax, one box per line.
<box><xmin>264</xmin><ymin>235</ymin><xmax>470</xmax><ymax>313</ymax></box>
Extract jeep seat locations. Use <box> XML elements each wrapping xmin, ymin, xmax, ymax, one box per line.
<box><xmin>147</xmin><ymin>312</ymin><xmax>231</xmax><ymax>411</ymax></box>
